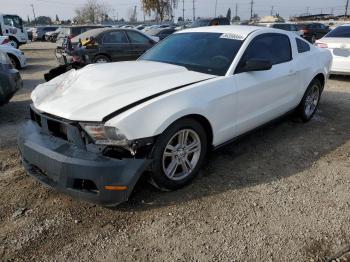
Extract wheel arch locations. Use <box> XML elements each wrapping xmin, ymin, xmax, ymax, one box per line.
<box><xmin>313</xmin><ymin>73</ymin><xmax>326</xmax><ymax>92</ymax></box>
<box><xmin>93</xmin><ymin>53</ymin><xmax>112</xmax><ymax>62</ymax></box>
<box><xmin>171</xmin><ymin>114</ymin><xmax>214</xmax><ymax>148</ymax></box>
<box><xmin>8</xmin><ymin>36</ymin><xmax>20</xmax><ymax>47</ymax></box>
<box><xmin>7</xmin><ymin>53</ymin><xmax>20</xmax><ymax>69</ymax></box>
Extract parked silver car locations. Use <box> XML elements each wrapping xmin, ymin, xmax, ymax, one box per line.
<box><xmin>0</xmin><ymin>50</ymin><xmax>22</xmax><ymax>105</ymax></box>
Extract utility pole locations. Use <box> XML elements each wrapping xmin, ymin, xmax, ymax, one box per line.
<box><xmin>235</xmin><ymin>2</ymin><xmax>238</xmax><ymax>18</ymax></box>
<box><xmin>271</xmin><ymin>6</ymin><xmax>274</xmax><ymax>16</ymax></box>
<box><xmin>306</xmin><ymin>6</ymin><xmax>310</xmax><ymax>15</ymax></box>
<box><xmin>215</xmin><ymin>0</ymin><xmax>218</xmax><ymax>17</ymax></box>
<box><xmin>345</xmin><ymin>0</ymin><xmax>349</xmax><ymax>18</ymax></box>
<box><xmin>192</xmin><ymin>0</ymin><xmax>195</xmax><ymax>21</ymax></box>
<box><xmin>30</xmin><ymin>4</ymin><xmax>37</xmax><ymax>25</ymax></box>
<box><xmin>250</xmin><ymin>0</ymin><xmax>254</xmax><ymax>19</ymax></box>
<box><xmin>182</xmin><ymin>0</ymin><xmax>185</xmax><ymax>21</ymax></box>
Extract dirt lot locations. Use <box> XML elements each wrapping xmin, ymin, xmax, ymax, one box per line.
<box><xmin>0</xmin><ymin>42</ymin><xmax>349</xmax><ymax>261</ymax></box>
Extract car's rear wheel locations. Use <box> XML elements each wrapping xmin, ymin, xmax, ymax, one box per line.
<box><xmin>150</xmin><ymin>118</ymin><xmax>208</xmax><ymax>191</ymax></box>
<box><xmin>8</xmin><ymin>54</ymin><xmax>20</xmax><ymax>69</ymax></box>
<box><xmin>297</xmin><ymin>78</ymin><xmax>322</xmax><ymax>122</ymax></box>
<box><xmin>93</xmin><ymin>55</ymin><xmax>111</xmax><ymax>63</ymax></box>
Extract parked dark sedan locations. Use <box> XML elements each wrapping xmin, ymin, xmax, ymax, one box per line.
<box><xmin>298</xmin><ymin>23</ymin><xmax>331</xmax><ymax>43</ymax></box>
<box><xmin>147</xmin><ymin>28</ymin><xmax>176</xmax><ymax>40</ymax></box>
<box><xmin>56</xmin><ymin>28</ymin><xmax>157</xmax><ymax>64</ymax></box>
<box><xmin>0</xmin><ymin>51</ymin><xmax>22</xmax><ymax>105</ymax></box>
<box><xmin>189</xmin><ymin>17</ymin><xmax>230</xmax><ymax>28</ymax></box>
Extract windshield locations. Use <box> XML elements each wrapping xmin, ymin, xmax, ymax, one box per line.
<box><xmin>189</xmin><ymin>20</ymin><xmax>210</xmax><ymax>28</ymax></box>
<box><xmin>325</xmin><ymin>26</ymin><xmax>350</xmax><ymax>38</ymax></box>
<box><xmin>3</xmin><ymin>15</ymin><xmax>23</xmax><ymax>29</ymax></box>
<box><xmin>140</xmin><ymin>32</ymin><xmax>243</xmax><ymax>76</ymax></box>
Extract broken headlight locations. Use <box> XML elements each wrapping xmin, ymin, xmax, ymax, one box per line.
<box><xmin>80</xmin><ymin>123</ymin><xmax>128</xmax><ymax>146</ymax></box>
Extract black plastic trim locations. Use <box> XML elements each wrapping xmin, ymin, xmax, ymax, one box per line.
<box><xmin>102</xmin><ymin>77</ymin><xmax>216</xmax><ymax>122</ymax></box>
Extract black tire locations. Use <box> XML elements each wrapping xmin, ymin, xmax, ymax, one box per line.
<box><xmin>297</xmin><ymin>78</ymin><xmax>322</xmax><ymax>122</ymax></box>
<box><xmin>311</xmin><ymin>34</ymin><xmax>316</xmax><ymax>44</ymax></box>
<box><xmin>150</xmin><ymin>118</ymin><xmax>208</xmax><ymax>191</ymax></box>
<box><xmin>8</xmin><ymin>54</ymin><xmax>20</xmax><ymax>69</ymax></box>
<box><xmin>93</xmin><ymin>55</ymin><xmax>111</xmax><ymax>63</ymax></box>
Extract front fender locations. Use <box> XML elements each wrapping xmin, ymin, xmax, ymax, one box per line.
<box><xmin>105</xmin><ymin>92</ymin><xmax>209</xmax><ymax>141</ymax></box>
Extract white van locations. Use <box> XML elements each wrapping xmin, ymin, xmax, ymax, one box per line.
<box><xmin>0</xmin><ymin>14</ymin><xmax>28</xmax><ymax>48</ymax></box>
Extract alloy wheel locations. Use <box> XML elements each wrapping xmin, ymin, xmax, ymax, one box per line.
<box><xmin>304</xmin><ymin>84</ymin><xmax>320</xmax><ymax>118</ymax></box>
<box><xmin>162</xmin><ymin>129</ymin><xmax>202</xmax><ymax>181</ymax></box>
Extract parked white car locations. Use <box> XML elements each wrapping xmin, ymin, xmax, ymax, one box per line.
<box><xmin>316</xmin><ymin>24</ymin><xmax>350</xmax><ymax>75</ymax></box>
<box><xmin>18</xmin><ymin>26</ymin><xmax>332</xmax><ymax>206</ymax></box>
<box><xmin>0</xmin><ymin>43</ymin><xmax>27</xmax><ymax>69</ymax></box>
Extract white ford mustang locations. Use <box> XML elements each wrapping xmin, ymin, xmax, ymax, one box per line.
<box><xmin>18</xmin><ymin>26</ymin><xmax>332</xmax><ymax>206</ymax></box>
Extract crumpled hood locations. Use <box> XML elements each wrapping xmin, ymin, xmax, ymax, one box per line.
<box><xmin>32</xmin><ymin>61</ymin><xmax>213</xmax><ymax>121</ymax></box>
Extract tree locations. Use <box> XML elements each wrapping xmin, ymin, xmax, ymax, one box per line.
<box><xmin>226</xmin><ymin>8</ymin><xmax>232</xmax><ymax>21</ymax></box>
<box><xmin>74</xmin><ymin>0</ymin><xmax>110</xmax><ymax>24</ymax></box>
<box><xmin>36</xmin><ymin>16</ymin><xmax>52</xmax><ymax>25</ymax></box>
<box><xmin>141</xmin><ymin>0</ymin><xmax>178</xmax><ymax>22</ymax></box>
<box><xmin>232</xmin><ymin>16</ymin><xmax>240</xmax><ymax>22</ymax></box>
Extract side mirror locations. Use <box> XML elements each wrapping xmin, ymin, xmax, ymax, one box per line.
<box><xmin>241</xmin><ymin>59</ymin><xmax>272</xmax><ymax>72</ymax></box>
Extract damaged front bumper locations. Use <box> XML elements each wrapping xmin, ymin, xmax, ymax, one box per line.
<box><xmin>18</xmin><ymin>120</ymin><xmax>151</xmax><ymax>206</ymax></box>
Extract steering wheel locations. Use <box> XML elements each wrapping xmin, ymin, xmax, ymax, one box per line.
<box><xmin>211</xmin><ymin>55</ymin><xmax>230</xmax><ymax>66</ymax></box>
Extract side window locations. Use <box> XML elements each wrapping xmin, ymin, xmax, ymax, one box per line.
<box><xmin>296</xmin><ymin>38</ymin><xmax>310</xmax><ymax>53</ymax></box>
<box><xmin>240</xmin><ymin>33</ymin><xmax>292</xmax><ymax>66</ymax></box>
<box><xmin>126</xmin><ymin>31</ymin><xmax>150</xmax><ymax>44</ymax></box>
<box><xmin>103</xmin><ymin>31</ymin><xmax>128</xmax><ymax>44</ymax></box>
<box><xmin>291</xmin><ymin>24</ymin><xmax>298</xmax><ymax>31</ymax></box>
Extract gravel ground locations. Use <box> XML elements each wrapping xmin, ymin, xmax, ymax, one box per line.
<box><xmin>0</xmin><ymin>42</ymin><xmax>349</xmax><ymax>261</ymax></box>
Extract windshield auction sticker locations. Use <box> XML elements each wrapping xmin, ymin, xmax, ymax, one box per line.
<box><xmin>220</xmin><ymin>33</ymin><xmax>245</xmax><ymax>40</ymax></box>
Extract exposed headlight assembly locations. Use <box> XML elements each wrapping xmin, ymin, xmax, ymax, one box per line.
<box><xmin>80</xmin><ymin>123</ymin><xmax>128</xmax><ymax>146</ymax></box>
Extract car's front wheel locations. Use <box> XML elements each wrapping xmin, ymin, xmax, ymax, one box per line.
<box><xmin>298</xmin><ymin>78</ymin><xmax>322</xmax><ymax>122</ymax></box>
<box><xmin>93</xmin><ymin>55</ymin><xmax>111</xmax><ymax>63</ymax></box>
<box><xmin>150</xmin><ymin>118</ymin><xmax>208</xmax><ymax>191</ymax></box>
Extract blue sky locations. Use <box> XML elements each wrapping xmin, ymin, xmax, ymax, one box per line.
<box><xmin>1</xmin><ymin>0</ymin><xmax>348</xmax><ymax>21</ymax></box>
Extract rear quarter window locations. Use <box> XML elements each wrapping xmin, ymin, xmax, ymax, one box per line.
<box><xmin>296</xmin><ymin>38</ymin><xmax>311</xmax><ymax>53</ymax></box>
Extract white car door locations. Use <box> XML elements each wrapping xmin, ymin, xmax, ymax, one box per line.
<box><xmin>232</xmin><ymin>33</ymin><xmax>299</xmax><ymax>136</ymax></box>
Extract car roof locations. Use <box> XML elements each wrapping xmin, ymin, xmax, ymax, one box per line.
<box><xmin>178</xmin><ymin>25</ymin><xmax>263</xmax><ymax>38</ymax></box>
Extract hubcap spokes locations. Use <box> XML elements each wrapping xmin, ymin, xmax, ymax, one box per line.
<box><xmin>162</xmin><ymin>129</ymin><xmax>201</xmax><ymax>181</ymax></box>
<box><xmin>304</xmin><ymin>85</ymin><xmax>320</xmax><ymax>117</ymax></box>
